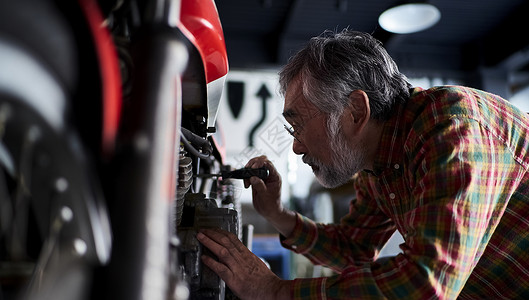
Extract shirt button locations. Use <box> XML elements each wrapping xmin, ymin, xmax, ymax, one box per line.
<box><xmin>389</xmin><ymin>193</ymin><xmax>396</xmax><ymax>199</ymax></box>
<box><xmin>394</xmin><ymin>164</ymin><xmax>400</xmax><ymax>169</ymax></box>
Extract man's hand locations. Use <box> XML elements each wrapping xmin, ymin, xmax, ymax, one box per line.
<box><xmin>197</xmin><ymin>229</ymin><xmax>290</xmax><ymax>300</ymax></box>
<box><xmin>245</xmin><ymin>156</ymin><xmax>296</xmax><ymax>237</ymax></box>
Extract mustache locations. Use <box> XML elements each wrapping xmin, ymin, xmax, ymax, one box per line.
<box><xmin>302</xmin><ymin>155</ymin><xmax>319</xmax><ymax>167</ymax></box>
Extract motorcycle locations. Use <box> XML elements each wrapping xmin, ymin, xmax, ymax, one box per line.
<box><xmin>0</xmin><ymin>0</ymin><xmax>239</xmax><ymax>299</ymax></box>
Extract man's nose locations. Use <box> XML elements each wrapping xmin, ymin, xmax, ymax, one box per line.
<box><xmin>292</xmin><ymin>138</ymin><xmax>307</xmax><ymax>155</ymax></box>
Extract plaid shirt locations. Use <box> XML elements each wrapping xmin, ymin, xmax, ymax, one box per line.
<box><xmin>281</xmin><ymin>86</ymin><xmax>529</xmax><ymax>299</ymax></box>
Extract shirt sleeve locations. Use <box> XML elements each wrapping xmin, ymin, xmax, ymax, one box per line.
<box><xmin>282</xmin><ymin>116</ymin><xmax>518</xmax><ymax>299</ymax></box>
<box><xmin>281</xmin><ymin>173</ymin><xmax>396</xmax><ymax>272</ymax></box>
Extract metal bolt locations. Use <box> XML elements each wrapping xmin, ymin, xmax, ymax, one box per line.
<box><xmin>55</xmin><ymin>177</ymin><xmax>68</xmax><ymax>192</ymax></box>
<box><xmin>60</xmin><ymin>206</ymin><xmax>73</xmax><ymax>222</ymax></box>
<box><xmin>73</xmin><ymin>238</ymin><xmax>87</xmax><ymax>256</ymax></box>
<box><xmin>173</xmin><ymin>282</ymin><xmax>190</xmax><ymax>300</ymax></box>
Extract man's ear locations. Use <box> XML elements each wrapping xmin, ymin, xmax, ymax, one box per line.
<box><xmin>347</xmin><ymin>90</ymin><xmax>370</xmax><ymax>129</ymax></box>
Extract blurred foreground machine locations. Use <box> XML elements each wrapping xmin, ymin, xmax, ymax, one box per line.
<box><xmin>0</xmin><ymin>0</ymin><xmax>247</xmax><ymax>299</ymax></box>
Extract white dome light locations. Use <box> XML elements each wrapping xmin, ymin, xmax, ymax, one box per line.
<box><xmin>379</xmin><ymin>3</ymin><xmax>441</xmax><ymax>34</ymax></box>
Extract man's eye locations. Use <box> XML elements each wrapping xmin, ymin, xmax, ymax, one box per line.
<box><xmin>284</xmin><ymin>125</ymin><xmax>295</xmax><ymax>134</ymax></box>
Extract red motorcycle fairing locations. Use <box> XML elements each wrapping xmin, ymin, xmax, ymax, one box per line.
<box><xmin>178</xmin><ymin>0</ymin><xmax>229</xmax><ymax>131</ymax></box>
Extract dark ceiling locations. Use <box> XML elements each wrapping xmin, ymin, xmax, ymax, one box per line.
<box><xmin>216</xmin><ymin>0</ymin><xmax>529</xmax><ymax>84</ymax></box>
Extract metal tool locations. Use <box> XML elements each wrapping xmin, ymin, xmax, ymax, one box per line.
<box><xmin>196</xmin><ymin>166</ymin><xmax>269</xmax><ymax>180</ymax></box>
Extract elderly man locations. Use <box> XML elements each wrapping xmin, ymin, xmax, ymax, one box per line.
<box><xmin>197</xmin><ymin>30</ymin><xmax>529</xmax><ymax>299</ymax></box>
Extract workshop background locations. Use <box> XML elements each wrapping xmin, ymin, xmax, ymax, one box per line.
<box><xmin>4</xmin><ymin>0</ymin><xmax>529</xmax><ymax>298</ymax></box>
<box><xmin>213</xmin><ymin>0</ymin><xmax>529</xmax><ymax>280</ymax></box>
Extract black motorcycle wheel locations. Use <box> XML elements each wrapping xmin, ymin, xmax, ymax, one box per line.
<box><xmin>0</xmin><ymin>33</ymin><xmax>111</xmax><ymax>300</ymax></box>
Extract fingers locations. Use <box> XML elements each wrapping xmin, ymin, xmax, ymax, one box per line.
<box><xmin>244</xmin><ymin>156</ymin><xmax>280</xmax><ymax>189</ymax></box>
<box><xmin>245</xmin><ymin>155</ymin><xmax>267</xmax><ymax>168</ymax></box>
<box><xmin>244</xmin><ymin>156</ymin><xmax>267</xmax><ymax>188</ymax></box>
<box><xmin>245</xmin><ymin>155</ymin><xmax>275</xmax><ymax>173</ymax></box>
<box><xmin>198</xmin><ymin>228</ymin><xmax>283</xmax><ymax>299</ymax></box>
<box><xmin>197</xmin><ymin>229</ymin><xmax>245</xmax><ymax>264</ymax></box>
<box><xmin>198</xmin><ymin>228</ymin><xmax>238</xmax><ymax>249</ymax></box>
<box><xmin>201</xmin><ymin>253</ymin><xmax>233</xmax><ymax>282</ymax></box>
<box><xmin>197</xmin><ymin>229</ymin><xmax>250</xmax><ymax>292</ymax></box>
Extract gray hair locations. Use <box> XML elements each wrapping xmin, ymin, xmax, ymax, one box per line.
<box><xmin>279</xmin><ymin>30</ymin><xmax>411</xmax><ymax>132</ymax></box>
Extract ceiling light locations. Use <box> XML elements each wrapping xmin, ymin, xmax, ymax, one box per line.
<box><xmin>378</xmin><ymin>3</ymin><xmax>441</xmax><ymax>34</ymax></box>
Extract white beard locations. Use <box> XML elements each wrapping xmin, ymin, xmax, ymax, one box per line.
<box><xmin>303</xmin><ymin>128</ymin><xmax>365</xmax><ymax>188</ymax></box>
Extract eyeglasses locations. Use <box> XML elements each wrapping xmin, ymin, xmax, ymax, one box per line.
<box><xmin>283</xmin><ymin>110</ymin><xmax>323</xmax><ymax>143</ymax></box>
<box><xmin>283</xmin><ymin>124</ymin><xmax>301</xmax><ymax>143</ymax></box>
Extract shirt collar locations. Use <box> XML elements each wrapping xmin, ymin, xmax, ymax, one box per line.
<box><xmin>371</xmin><ymin>87</ymin><xmax>423</xmax><ymax>176</ymax></box>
